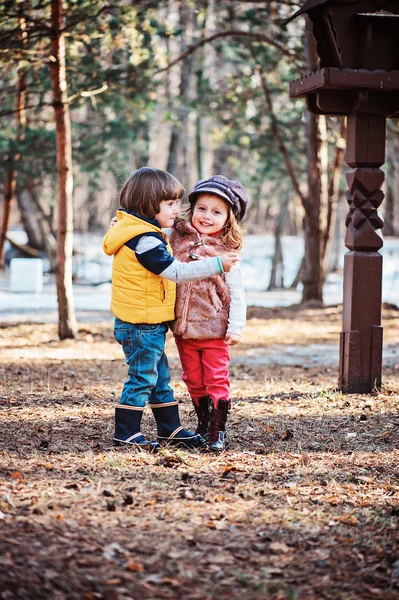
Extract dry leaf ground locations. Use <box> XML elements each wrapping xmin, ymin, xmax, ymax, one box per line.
<box><xmin>0</xmin><ymin>304</ymin><xmax>398</xmax><ymax>600</ymax></box>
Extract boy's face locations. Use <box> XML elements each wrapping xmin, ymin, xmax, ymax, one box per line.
<box><xmin>192</xmin><ymin>193</ymin><xmax>229</xmax><ymax>235</ymax></box>
<box><xmin>154</xmin><ymin>199</ymin><xmax>180</xmax><ymax>228</ymax></box>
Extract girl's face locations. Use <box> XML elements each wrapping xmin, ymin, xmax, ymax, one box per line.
<box><xmin>191</xmin><ymin>193</ymin><xmax>229</xmax><ymax>235</ymax></box>
<box><xmin>154</xmin><ymin>199</ymin><xmax>180</xmax><ymax>228</ymax></box>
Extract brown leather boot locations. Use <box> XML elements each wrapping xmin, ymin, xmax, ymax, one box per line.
<box><xmin>193</xmin><ymin>395</ymin><xmax>210</xmax><ymax>438</ymax></box>
<box><xmin>207</xmin><ymin>399</ymin><xmax>230</xmax><ymax>452</ymax></box>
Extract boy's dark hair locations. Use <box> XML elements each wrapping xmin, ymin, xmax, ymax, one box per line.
<box><xmin>119</xmin><ymin>167</ymin><xmax>185</xmax><ymax>219</ymax></box>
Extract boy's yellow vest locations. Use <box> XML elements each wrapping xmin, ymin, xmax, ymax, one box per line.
<box><xmin>102</xmin><ymin>211</ymin><xmax>176</xmax><ymax>324</ymax></box>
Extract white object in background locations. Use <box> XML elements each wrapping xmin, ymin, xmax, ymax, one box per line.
<box><xmin>10</xmin><ymin>258</ymin><xmax>44</xmax><ymax>293</ymax></box>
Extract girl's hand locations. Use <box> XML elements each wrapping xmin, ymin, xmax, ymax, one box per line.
<box><xmin>225</xmin><ymin>332</ymin><xmax>241</xmax><ymax>346</ymax></box>
<box><xmin>221</xmin><ymin>251</ymin><xmax>240</xmax><ymax>272</ymax></box>
<box><xmin>109</xmin><ymin>216</ymin><xmax>118</xmax><ymax>229</ymax></box>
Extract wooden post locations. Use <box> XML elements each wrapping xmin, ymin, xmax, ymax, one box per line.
<box><xmin>286</xmin><ymin>1</ymin><xmax>399</xmax><ymax>393</ymax></box>
<box><xmin>339</xmin><ymin>113</ymin><xmax>386</xmax><ymax>393</ymax></box>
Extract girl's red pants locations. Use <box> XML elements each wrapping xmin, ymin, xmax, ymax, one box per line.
<box><xmin>174</xmin><ymin>336</ymin><xmax>230</xmax><ymax>407</ymax></box>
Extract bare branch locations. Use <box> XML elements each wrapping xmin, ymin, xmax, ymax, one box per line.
<box><xmin>61</xmin><ymin>4</ymin><xmax>118</xmax><ymax>34</ymax></box>
<box><xmin>154</xmin><ymin>30</ymin><xmax>300</xmax><ymax>75</ymax></box>
<box><xmin>0</xmin><ymin>10</ymin><xmax>51</xmax><ymax>33</ymax></box>
<box><xmin>67</xmin><ymin>83</ymin><xmax>109</xmax><ymax>104</ymax></box>
<box><xmin>250</xmin><ymin>46</ymin><xmax>310</xmax><ymax>214</ymax></box>
<box><xmin>0</xmin><ymin>102</ymin><xmax>52</xmax><ymax>119</ymax></box>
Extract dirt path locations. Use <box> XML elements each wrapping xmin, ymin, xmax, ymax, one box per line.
<box><xmin>0</xmin><ymin>305</ymin><xmax>398</xmax><ymax>600</ymax></box>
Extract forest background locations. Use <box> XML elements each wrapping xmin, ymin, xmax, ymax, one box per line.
<box><xmin>1</xmin><ymin>0</ymin><xmax>398</xmax><ymax>339</ymax></box>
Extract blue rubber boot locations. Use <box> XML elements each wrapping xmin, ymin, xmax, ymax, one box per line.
<box><xmin>113</xmin><ymin>406</ymin><xmax>159</xmax><ymax>450</ymax></box>
<box><xmin>151</xmin><ymin>401</ymin><xmax>204</xmax><ymax>448</ymax></box>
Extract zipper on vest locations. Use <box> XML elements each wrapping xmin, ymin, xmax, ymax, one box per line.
<box><xmin>160</xmin><ymin>280</ymin><xmax>166</xmax><ymax>302</ymax></box>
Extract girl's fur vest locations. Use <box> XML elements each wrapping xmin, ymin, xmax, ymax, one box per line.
<box><xmin>169</xmin><ymin>219</ymin><xmax>231</xmax><ymax>339</ymax></box>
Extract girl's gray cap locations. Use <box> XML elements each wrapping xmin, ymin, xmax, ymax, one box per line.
<box><xmin>188</xmin><ymin>175</ymin><xmax>249</xmax><ymax>222</ymax></box>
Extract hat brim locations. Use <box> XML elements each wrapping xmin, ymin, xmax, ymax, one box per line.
<box><xmin>188</xmin><ymin>187</ymin><xmax>234</xmax><ymax>207</ymax></box>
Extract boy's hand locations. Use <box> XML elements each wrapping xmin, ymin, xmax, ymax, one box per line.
<box><xmin>109</xmin><ymin>216</ymin><xmax>118</xmax><ymax>229</ymax></box>
<box><xmin>221</xmin><ymin>251</ymin><xmax>239</xmax><ymax>272</ymax></box>
<box><xmin>225</xmin><ymin>332</ymin><xmax>241</xmax><ymax>346</ymax></box>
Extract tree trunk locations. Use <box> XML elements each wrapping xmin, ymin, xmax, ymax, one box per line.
<box><xmin>212</xmin><ymin>146</ymin><xmax>233</xmax><ymax>178</ymax></box>
<box><xmin>17</xmin><ymin>189</ymin><xmax>45</xmax><ymax>250</ymax></box>
<box><xmin>287</xmin><ymin>194</ymin><xmax>299</xmax><ymax>236</ymax></box>
<box><xmin>268</xmin><ymin>226</ymin><xmax>284</xmax><ymax>290</ymax></box>
<box><xmin>301</xmin><ymin>20</ymin><xmax>323</xmax><ymax>304</ymax></box>
<box><xmin>194</xmin><ymin>0</ymin><xmax>209</xmax><ymax>181</ymax></box>
<box><xmin>137</xmin><ymin>122</ymin><xmax>150</xmax><ymax>169</ymax></box>
<box><xmin>244</xmin><ymin>178</ymin><xmax>264</xmax><ymax>231</ymax></box>
<box><xmin>166</xmin><ymin>130</ymin><xmax>179</xmax><ymax>177</ymax></box>
<box><xmin>17</xmin><ymin>183</ymin><xmax>57</xmax><ymax>271</ymax></box>
<box><xmin>268</xmin><ymin>198</ymin><xmax>288</xmax><ymax>290</ymax></box>
<box><xmin>328</xmin><ymin>189</ymin><xmax>345</xmax><ymax>274</ymax></box>
<box><xmin>302</xmin><ymin>110</ymin><xmax>323</xmax><ymax>303</ymax></box>
<box><xmin>290</xmin><ymin>256</ymin><xmax>304</xmax><ymax>290</ymax></box>
<box><xmin>319</xmin><ymin>114</ymin><xmax>329</xmax><ymax>267</ymax></box>
<box><xmin>384</xmin><ymin>186</ymin><xmax>395</xmax><ymax>236</ymax></box>
<box><xmin>166</xmin><ymin>2</ymin><xmax>193</xmax><ymax>187</ymax></box>
<box><xmin>28</xmin><ymin>181</ymin><xmax>57</xmax><ymax>240</ymax></box>
<box><xmin>50</xmin><ymin>0</ymin><xmax>77</xmax><ymax>339</ymax></box>
<box><xmin>0</xmin><ymin>158</ymin><xmax>18</xmax><ymax>269</ymax></box>
<box><xmin>0</xmin><ymin>65</ymin><xmax>26</xmax><ymax>268</ymax></box>
<box><xmin>322</xmin><ymin>119</ymin><xmax>347</xmax><ymax>276</ymax></box>
<box><xmin>385</xmin><ymin>130</ymin><xmax>399</xmax><ymax>236</ymax></box>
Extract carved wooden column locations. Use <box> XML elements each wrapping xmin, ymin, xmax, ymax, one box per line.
<box><xmin>339</xmin><ymin>113</ymin><xmax>386</xmax><ymax>393</ymax></box>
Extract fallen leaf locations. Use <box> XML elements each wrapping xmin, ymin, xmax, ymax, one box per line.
<box><xmin>126</xmin><ymin>559</ymin><xmax>144</xmax><ymax>572</ymax></box>
<box><xmin>269</xmin><ymin>541</ymin><xmax>290</xmax><ymax>553</ymax></box>
<box><xmin>336</xmin><ymin>514</ymin><xmax>358</xmax><ymax>525</ymax></box>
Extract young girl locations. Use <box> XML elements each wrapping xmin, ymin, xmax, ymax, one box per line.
<box><xmin>103</xmin><ymin>168</ymin><xmax>238</xmax><ymax>450</ymax></box>
<box><xmin>169</xmin><ymin>175</ymin><xmax>247</xmax><ymax>452</ymax></box>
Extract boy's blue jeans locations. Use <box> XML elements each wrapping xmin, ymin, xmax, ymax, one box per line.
<box><xmin>114</xmin><ymin>318</ymin><xmax>174</xmax><ymax>408</ymax></box>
